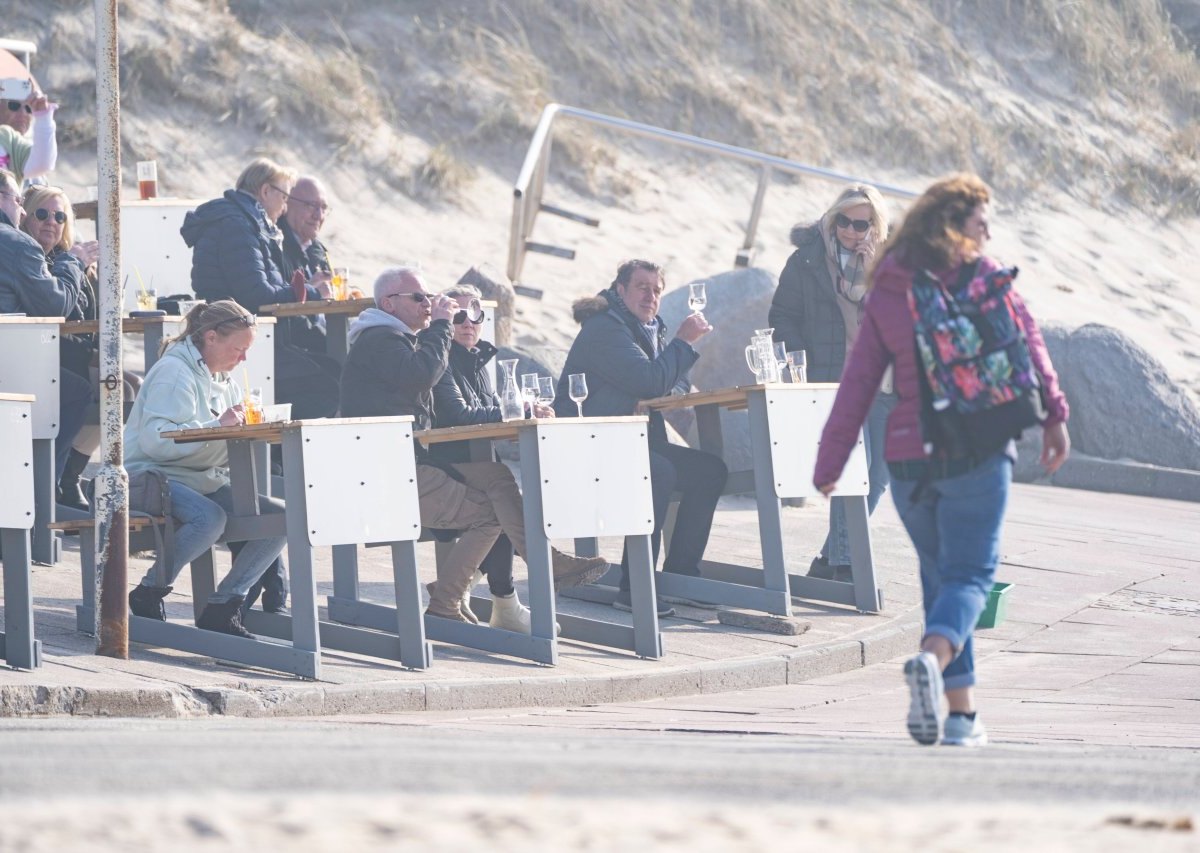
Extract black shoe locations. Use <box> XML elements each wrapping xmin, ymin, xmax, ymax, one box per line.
<box><xmin>613</xmin><ymin>589</ymin><xmax>676</xmax><ymax>618</ymax></box>
<box><xmin>57</xmin><ymin>449</ymin><xmax>92</xmax><ymax>511</ymax></box>
<box><xmin>128</xmin><ymin>584</ymin><xmax>173</xmax><ymax>620</ymax></box>
<box><xmin>197</xmin><ymin>596</ymin><xmax>256</xmax><ymax>639</ymax></box>
<box><xmin>807</xmin><ymin>555</ymin><xmax>851</xmax><ymax>581</ymax></box>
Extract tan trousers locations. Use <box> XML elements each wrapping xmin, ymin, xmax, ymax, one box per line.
<box><xmin>417</xmin><ymin>461</ymin><xmax>530</xmax><ymax>613</ymax></box>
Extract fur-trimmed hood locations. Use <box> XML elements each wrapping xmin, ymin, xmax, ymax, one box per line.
<box><xmin>790</xmin><ymin>221</ymin><xmax>824</xmax><ymax>249</ymax></box>
<box><xmin>572</xmin><ymin>294</ymin><xmax>611</xmax><ymax>325</ymax></box>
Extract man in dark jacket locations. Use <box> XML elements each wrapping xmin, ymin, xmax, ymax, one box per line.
<box><xmin>340</xmin><ymin>267</ymin><xmax>607</xmax><ymax>622</ymax></box>
<box><xmin>277</xmin><ymin>176</ymin><xmax>333</xmax><ymax>353</ymax></box>
<box><xmin>0</xmin><ymin>168</ymin><xmax>91</xmax><ymax>481</ymax></box>
<box><xmin>180</xmin><ymin>159</ymin><xmax>340</xmax><ymax>421</ymax></box>
<box><xmin>554</xmin><ymin>259</ymin><xmax>728</xmax><ymax>617</ymax></box>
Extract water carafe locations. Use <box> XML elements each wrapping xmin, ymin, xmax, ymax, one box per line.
<box><xmin>498</xmin><ymin>358</ymin><xmax>524</xmax><ymax>421</ymax></box>
<box><xmin>744</xmin><ymin>329</ymin><xmax>780</xmax><ymax>383</ymax></box>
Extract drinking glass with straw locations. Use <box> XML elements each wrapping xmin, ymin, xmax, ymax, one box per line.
<box><xmin>134</xmin><ymin>267</ymin><xmax>157</xmax><ymax>312</ymax></box>
<box><xmin>242</xmin><ymin>368</ymin><xmax>263</xmax><ymax>424</ymax></box>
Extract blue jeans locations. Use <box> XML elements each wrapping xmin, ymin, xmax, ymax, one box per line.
<box><xmin>888</xmin><ymin>452</ymin><xmax>1011</xmax><ymax>690</ymax></box>
<box><xmin>823</xmin><ymin>393</ymin><xmax>896</xmax><ymax>566</ymax></box>
<box><xmin>139</xmin><ymin>482</ymin><xmax>287</xmax><ymax>605</ymax></box>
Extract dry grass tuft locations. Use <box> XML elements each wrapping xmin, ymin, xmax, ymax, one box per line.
<box><xmin>408</xmin><ymin>143</ymin><xmax>477</xmax><ymax>201</ymax></box>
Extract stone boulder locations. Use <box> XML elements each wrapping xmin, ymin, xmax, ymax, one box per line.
<box><xmin>1029</xmin><ymin>323</ymin><xmax>1200</xmax><ymax>471</ymax></box>
<box><xmin>658</xmin><ymin>267</ymin><xmax>779</xmax><ymax>472</ymax></box>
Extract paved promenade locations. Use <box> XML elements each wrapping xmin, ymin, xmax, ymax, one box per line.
<box><xmin>1</xmin><ymin>481</ymin><xmax>1196</xmax><ymax>723</ymax></box>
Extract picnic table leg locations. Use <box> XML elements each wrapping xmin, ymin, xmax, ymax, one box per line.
<box><xmin>518</xmin><ymin>428</ymin><xmax>558</xmax><ymax>664</ymax></box>
<box><xmin>748</xmin><ymin>392</ymin><xmax>793</xmax><ymax>616</ymax></box>
<box><xmin>390</xmin><ymin>540</ymin><xmax>431</xmax><ymax>669</ymax></box>
<box><xmin>77</xmin><ymin>525</ymin><xmax>99</xmax><ymax>635</ymax></box>
<box><xmin>1</xmin><ymin>528</ymin><xmax>42</xmax><ymax>669</ymax></box>
<box><xmin>845</xmin><ymin>496</ymin><xmax>881</xmax><ymax>613</ymax></box>
<box><xmin>326</xmin><ymin>315</ymin><xmax>349</xmax><ymax>365</ymax></box>
<box><xmin>31</xmin><ymin>439</ymin><xmax>59</xmax><ymax>565</ymax></box>
<box><xmin>143</xmin><ymin>324</ymin><xmax>164</xmax><ymax>373</ymax></box>
<box><xmin>281</xmin><ymin>430</ymin><xmax>321</xmax><ymax>680</ymax></box>
<box><xmin>625</xmin><ymin>532</ymin><xmax>662</xmax><ymax>659</ymax></box>
<box><xmin>331</xmin><ymin>545</ymin><xmax>359</xmax><ymax>602</ymax></box>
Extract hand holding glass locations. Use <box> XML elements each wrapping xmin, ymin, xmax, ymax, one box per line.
<box><xmin>568</xmin><ymin>373</ymin><xmax>588</xmax><ymax>417</ymax></box>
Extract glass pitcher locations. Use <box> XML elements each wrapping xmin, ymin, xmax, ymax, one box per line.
<box><xmin>744</xmin><ymin>332</ymin><xmax>780</xmax><ymax>383</ymax></box>
<box><xmin>497</xmin><ymin>358</ymin><xmax>524</xmax><ymax>421</ymax></box>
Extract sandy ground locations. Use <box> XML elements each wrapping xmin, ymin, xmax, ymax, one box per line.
<box><xmin>0</xmin><ymin>794</ymin><xmax>1195</xmax><ymax>852</ymax></box>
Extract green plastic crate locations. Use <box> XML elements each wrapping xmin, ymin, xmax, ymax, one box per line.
<box><xmin>977</xmin><ymin>582</ymin><xmax>1012</xmax><ymax>629</ymax></box>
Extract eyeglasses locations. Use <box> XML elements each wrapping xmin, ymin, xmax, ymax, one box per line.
<box><xmin>4</xmin><ymin>101</ymin><xmax>32</xmax><ymax>114</ymax></box>
<box><xmin>835</xmin><ymin>213</ymin><xmax>871</xmax><ymax>232</ymax></box>
<box><xmin>34</xmin><ymin>208</ymin><xmax>67</xmax><ymax>224</ymax></box>
<box><xmin>288</xmin><ymin>196</ymin><xmax>331</xmax><ymax>215</ymax></box>
<box><xmin>268</xmin><ymin>184</ymin><xmax>292</xmax><ymax>199</ymax></box>
<box><xmin>453</xmin><ymin>309</ymin><xmax>485</xmax><ymax>325</ymax></box>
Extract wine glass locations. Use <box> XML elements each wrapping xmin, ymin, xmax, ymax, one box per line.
<box><xmin>537</xmin><ymin>376</ymin><xmax>555</xmax><ymax>408</ymax></box>
<box><xmin>688</xmin><ymin>281</ymin><xmax>707</xmax><ymax>313</ymax></box>
<box><xmin>787</xmin><ymin>350</ymin><xmax>808</xmax><ymax>384</ymax></box>
<box><xmin>568</xmin><ymin>373</ymin><xmax>588</xmax><ymax>417</ymax></box>
<box><xmin>520</xmin><ymin>373</ymin><xmax>540</xmax><ymax>418</ymax></box>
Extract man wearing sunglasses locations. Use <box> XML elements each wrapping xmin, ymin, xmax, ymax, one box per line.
<box><xmin>0</xmin><ymin>168</ymin><xmax>92</xmax><ymax>485</ymax></box>
<box><xmin>341</xmin><ymin>267</ymin><xmax>607</xmax><ymax>623</ymax></box>
<box><xmin>0</xmin><ymin>85</ymin><xmax>57</xmax><ymax>186</ymax></box>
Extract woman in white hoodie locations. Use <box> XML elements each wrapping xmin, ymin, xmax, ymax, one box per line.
<box><xmin>124</xmin><ymin>300</ymin><xmax>286</xmax><ymax>638</ymax></box>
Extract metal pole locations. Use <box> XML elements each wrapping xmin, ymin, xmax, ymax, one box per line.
<box><xmin>94</xmin><ymin>0</ymin><xmax>128</xmax><ymax>658</ymax></box>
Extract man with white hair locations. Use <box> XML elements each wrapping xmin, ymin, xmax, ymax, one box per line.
<box><xmin>340</xmin><ymin>266</ymin><xmax>607</xmax><ymax>622</ymax></box>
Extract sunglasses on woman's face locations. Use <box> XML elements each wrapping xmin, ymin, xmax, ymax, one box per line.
<box><xmin>5</xmin><ymin>101</ymin><xmax>32</xmax><ymax>114</ymax></box>
<box><xmin>835</xmin><ymin>213</ymin><xmax>871</xmax><ymax>232</ymax></box>
<box><xmin>34</xmin><ymin>208</ymin><xmax>67</xmax><ymax>224</ymax></box>
<box><xmin>452</xmin><ymin>309</ymin><xmax>485</xmax><ymax>325</ymax></box>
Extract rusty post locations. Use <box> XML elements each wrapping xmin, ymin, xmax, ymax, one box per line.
<box><xmin>94</xmin><ymin>0</ymin><xmax>128</xmax><ymax>658</ymax></box>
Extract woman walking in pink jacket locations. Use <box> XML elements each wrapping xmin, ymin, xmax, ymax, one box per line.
<box><xmin>813</xmin><ymin>173</ymin><xmax>1071</xmax><ymax>747</ymax></box>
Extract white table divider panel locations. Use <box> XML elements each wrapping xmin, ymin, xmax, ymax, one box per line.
<box><xmin>0</xmin><ymin>318</ymin><xmax>64</xmax><ymax>565</ymax></box>
<box><xmin>127</xmin><ymin>417</ymin><xmax>431</xmax><ymax>678</ymax></box>
<box><xmin>326</xmin><ymin>417</ymin><xmax>663</xmax><ymax>663</ymax></box>
<box><xmin>637</xmin><ymin>384</ymin><xmax>880</xmax><ymax>615</ymax></box>
<box><xmin>0</xmin><ymin>394</ymin><xmax>42</xmax><ymax>668</ymax></box>
<box><xmin>118</xmin><ymin>201</ymin><xmax>202</xmax><ymax>312</ymax></box>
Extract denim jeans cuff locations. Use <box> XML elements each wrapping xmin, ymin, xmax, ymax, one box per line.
<box><xmin>923</xmin><ymin>623</ymin><xmax>966</xmax><ymax>654</ymax></box>
<box><xmin>943</xmin><ymin>671</ymin><xmax>976</xmax><ymax>690</ymax></box>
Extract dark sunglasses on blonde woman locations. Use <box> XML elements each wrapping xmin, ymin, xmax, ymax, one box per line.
<box><xmin>34</xmin><ymin>208</ymin><xmax>67</xmax><ymax>224</ymax></box>
<box><xmin>835</xmin><ymin>213</ymin><xmax>871</xmax><ymax>233</ymax></box>
<box><xmin>5</xmin><ymin>101</ymin><xmax>32</xmax><ymax>114</ymax></box>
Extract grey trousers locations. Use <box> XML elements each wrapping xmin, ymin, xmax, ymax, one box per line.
<box><xmin>417</xmin><ymin>462</ymin><xmax>529</xmax><ymax>613</ymax></box>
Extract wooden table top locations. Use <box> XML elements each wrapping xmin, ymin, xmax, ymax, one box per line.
<box><xmin>258</xmin><ymin>297</ymin><xmax>373</xmax><ymax>317</ymax></box>
<box><xmin>640</xmin><ymin>383</ymin><xmax>841</xmax><ymax>411</ymax></box>
<box><xmin>417</xmin><ymin>415</ymin><xmax>648</xmax><ymax>446</ymax></box>
<box><xmin>0</xmin><ymin>316</ymin><xmax>66</xmax><ymax>324</ymax></box>
<box><xmin>0</xmin><ymin>392</ymin><xmax>36</xmax><ymax>402</ymax></box>
<box><xmin>163</xmin><ymin>415</ymin><xmax>414</xmax><ymax>444</ymax></box>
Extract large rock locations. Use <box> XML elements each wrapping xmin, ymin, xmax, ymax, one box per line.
<box><xmin>1034</xmin><ymin>323</ymin><xmax>1200</xmax><ymax>470</ymax></box>
<box><xmin>659</xmin><ymin>267</ymin><xmax>779</xmax><ymax>472</ymax></box>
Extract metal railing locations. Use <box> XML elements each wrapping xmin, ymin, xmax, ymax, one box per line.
<box><xmin>509</xmin><ymin>103</ymin><xmax>919</xmax><ymax>287</ymax></box>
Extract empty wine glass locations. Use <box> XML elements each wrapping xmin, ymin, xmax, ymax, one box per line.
<box><xmin>688</xmin><ymin>281</ymin><xmax>708</xmax><ymax>313</ymax></box>
<box><xmin>520</xmin><ymin>373</ymin><xmax>539</xmax><ymax>417</ymax></box>
<box><xmin>787</xmin><ymin>350</ymin><xmax>808</xmax><ymax>383</ymax></box>
<box><xmin>537</xmin><ymin>375</ymin><xmax>555</xmax><ymax>407</ymax></box>
<box><xmin>568</xmin><ymin>373</ymin><xmax>588</xmax><ymax>417</ymax></box>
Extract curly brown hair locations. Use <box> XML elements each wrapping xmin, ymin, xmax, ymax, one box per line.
<box><xmin>877</xmin><ymin>173</ymin><xmax>990</xmax><ymax>274</ymax></box>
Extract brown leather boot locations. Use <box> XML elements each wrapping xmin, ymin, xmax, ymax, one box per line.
<box><xmin>550</xmin><ymin>551</ymin><xmax>609</xmax><ymax>589</ymax></box>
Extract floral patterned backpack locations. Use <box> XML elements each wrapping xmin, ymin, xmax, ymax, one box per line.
<box><xmin>908</xmin><ymin>262</ymin><xmax>1045</xmax><ymax>459</ymax></box>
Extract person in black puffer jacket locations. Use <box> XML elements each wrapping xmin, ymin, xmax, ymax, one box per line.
<box><xmin>180</xmin><ymin>158</ymin><xmax>341</xmax><ymax>422</ymax></box>
<box><xmin>769</xmin><ymin>183</ymin><xmax>897</xmax><ymax>582</ymax></box>
<box><xmin>431</xmin><ymin>284</ymin><xmax>557</xmax><ymax>634</ymax></box>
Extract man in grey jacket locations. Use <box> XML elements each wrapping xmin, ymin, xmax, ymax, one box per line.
<box><xmin>0</xmin><ymin>168</ymin><xmax>91</xmax><ymax>481</ymax></box>
<box><xmin>555</xmin><ymin>259</ymin><xmax>728</xmax><ymax>617</ymax></box>
<box><xmin>340</xmin><ymin>266</ymin><xmax>607</xmax><ymax>622</ymax></box>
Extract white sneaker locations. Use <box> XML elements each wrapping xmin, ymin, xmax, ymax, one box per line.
<box><xmin>903</xmin><ymin>651</ymin><xmax>945</xmax><ymax>746</ymax></box>
<box><xmin>942</xmin><ymin>714</ymin><xmax>988</xmax><ymax>747</ymax></box>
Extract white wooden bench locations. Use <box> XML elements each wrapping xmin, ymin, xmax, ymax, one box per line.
<box><xmin>0</xmin><ymin>393</ymin><xmax>42</xmax><ymax>668</ymax></box>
